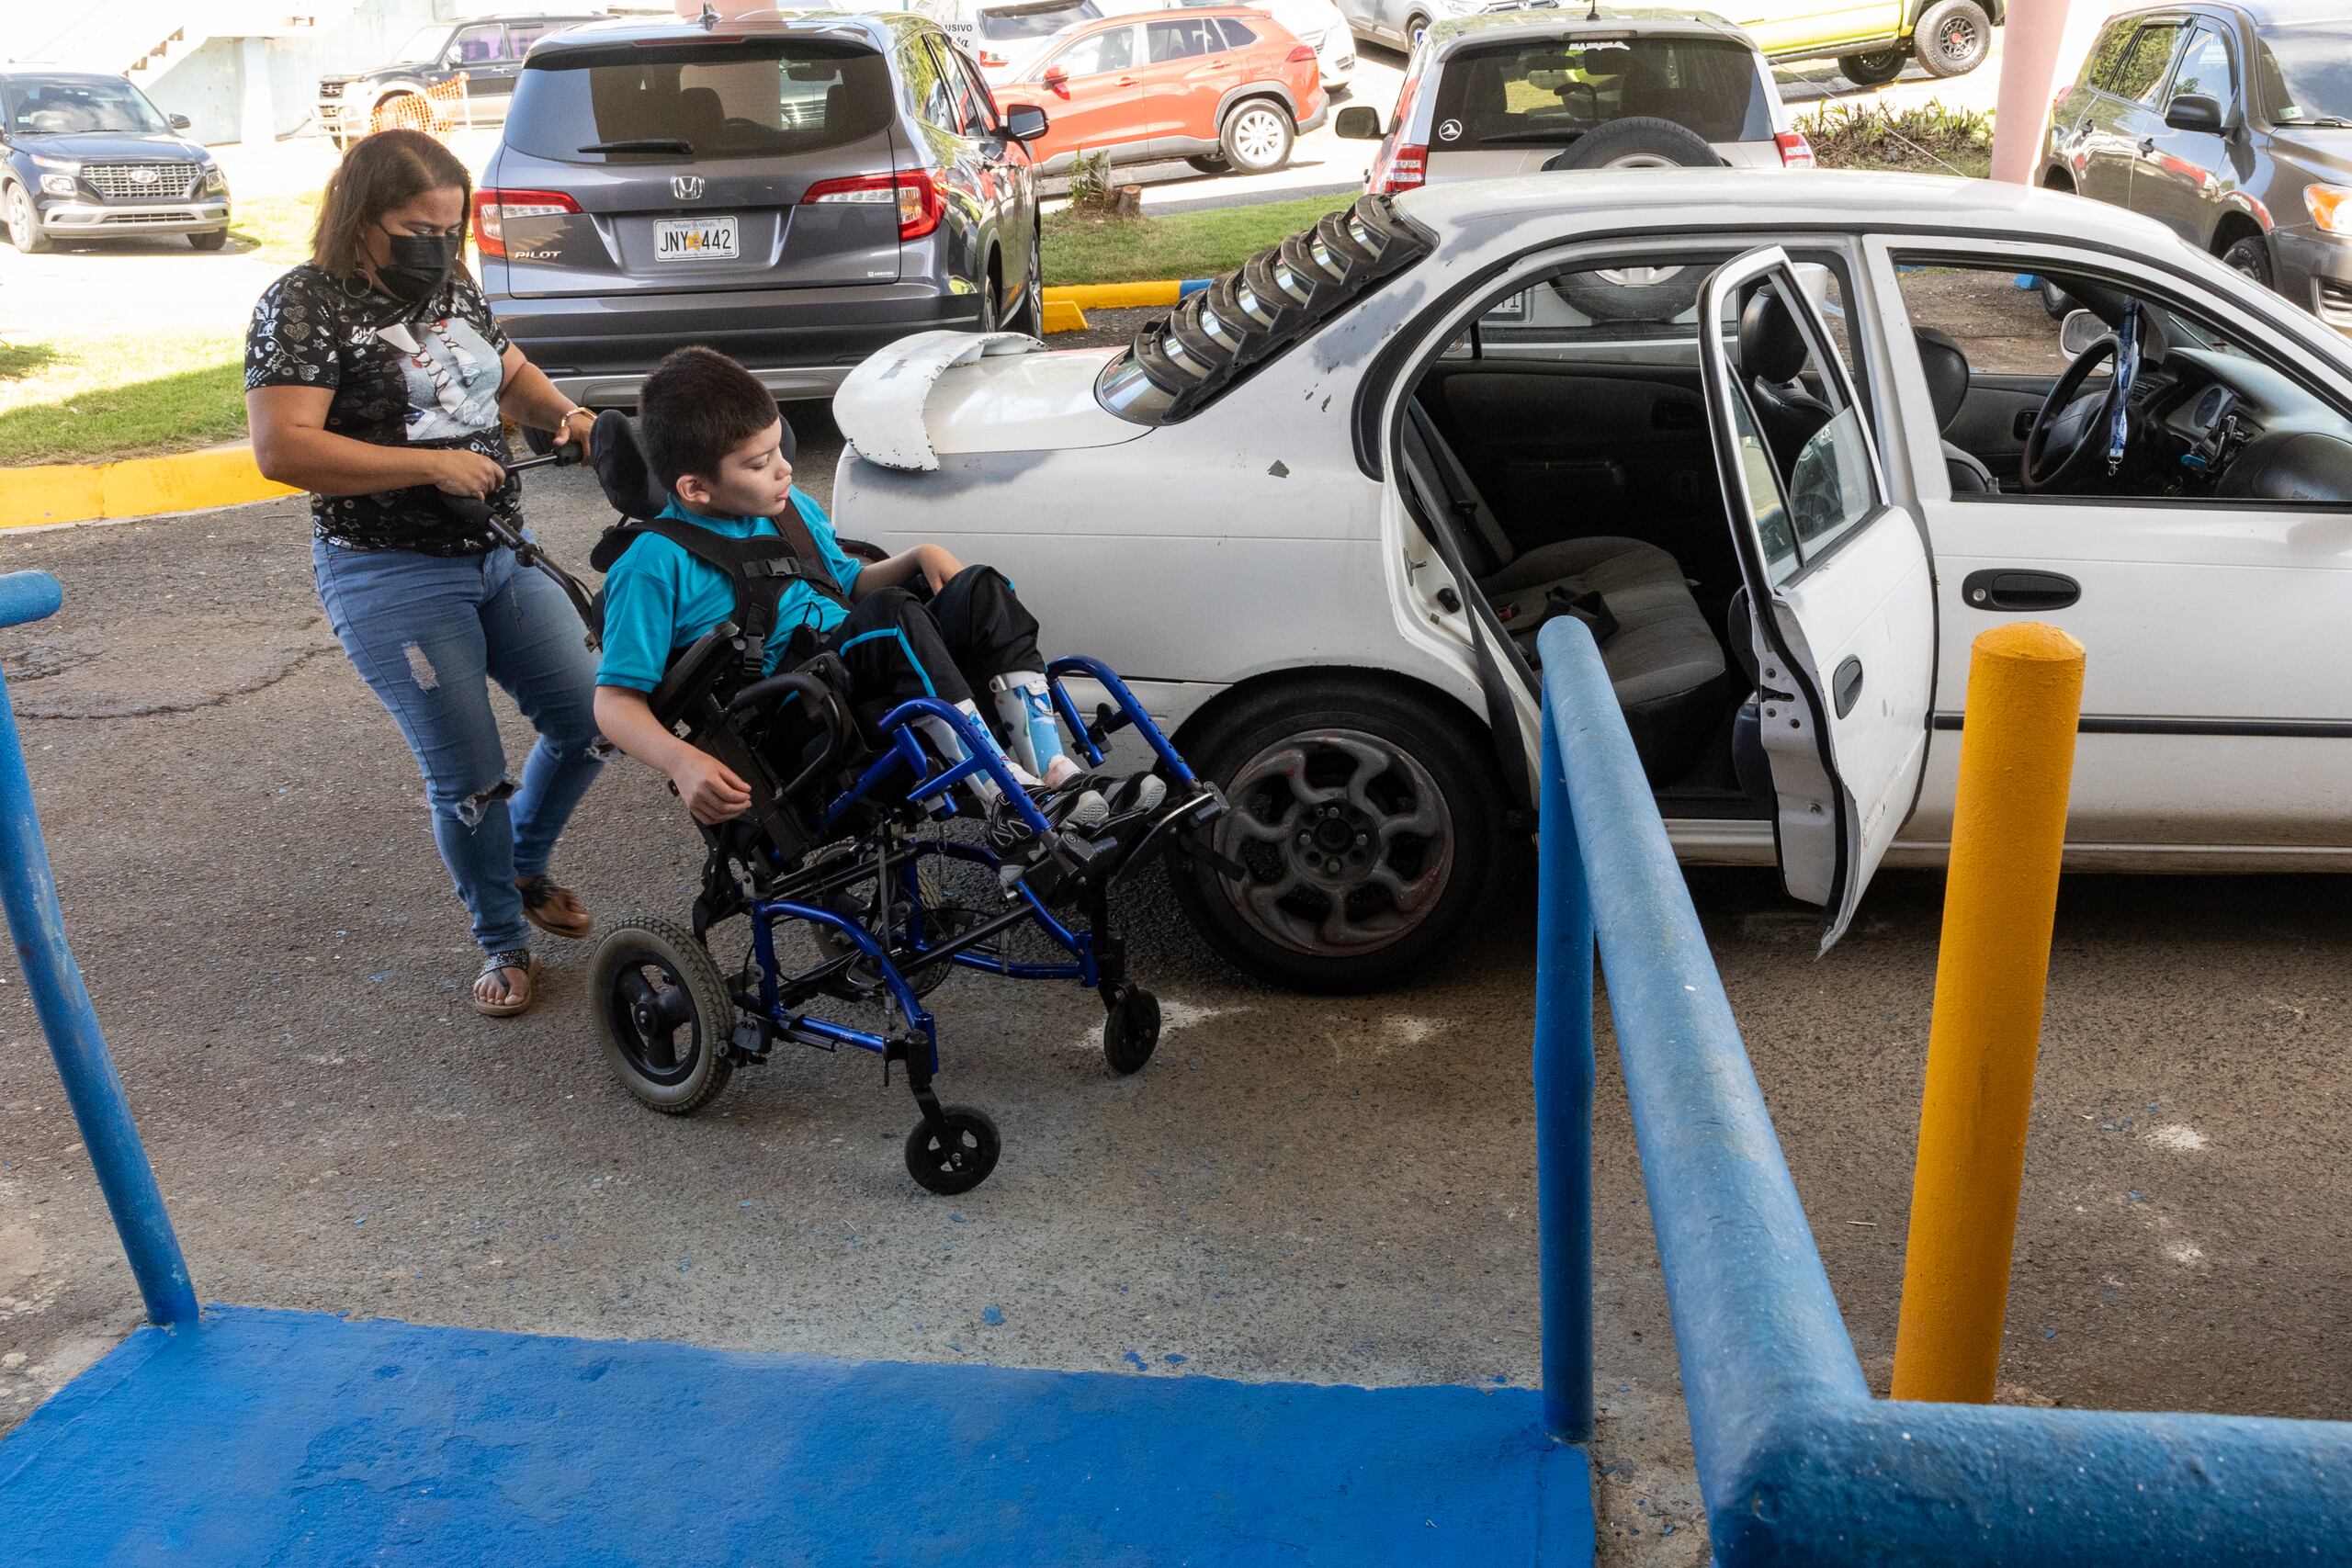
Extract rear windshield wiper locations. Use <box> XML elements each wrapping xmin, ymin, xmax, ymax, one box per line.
<box><xmin>1468</xmin><ymin>128</ymin><xmax>1590</xmax><ymax>144</ymax></box>
<box><xmin>579</xmin><ymin>137</ymin><xmax>694</xmax><ymax>153</ymax></box>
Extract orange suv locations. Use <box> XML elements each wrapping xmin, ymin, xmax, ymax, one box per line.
<box><xmin>998</xmin><ymin>8</ymin><xmax>1326</xmax><ymax>176</ymax></box>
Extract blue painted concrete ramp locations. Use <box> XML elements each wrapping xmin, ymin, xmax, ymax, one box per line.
<box><xmin>0</xmin><ymin>1307</ymin><xmax>1593</xmax><ymax>1566</ymax></box>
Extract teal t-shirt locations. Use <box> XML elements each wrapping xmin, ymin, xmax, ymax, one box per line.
<box><xmin>594</xmin><ymin>491</ymin><xmax>864</xmax><ymax>694</ymax></box>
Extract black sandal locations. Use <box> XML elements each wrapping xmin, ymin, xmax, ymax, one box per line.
<box><xmin>473</xmin><ymin>950</ymin><xmax>539</xmax><ymax>1018</ymax></box>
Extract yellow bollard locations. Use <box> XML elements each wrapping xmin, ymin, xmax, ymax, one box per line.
<box><xmin>1891</xmin><ymin>621</ymin><xmax>2086</xmax><ymax>1404</ymax></box>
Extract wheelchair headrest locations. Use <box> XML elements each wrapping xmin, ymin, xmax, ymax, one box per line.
<box><xmin>591</xmin><ymin>409</ymin><xmax>670</xmax><ymax>522</ymax></box>
<box><xmin>590</xmin><ymin>403</ymin><xmax>802</xmax><ymax>525</ymax></box>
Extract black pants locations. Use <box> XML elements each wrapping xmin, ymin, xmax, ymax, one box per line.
<box><xmin>819</xmin><ymin>566</ymin><xmax>1045</xmax><ymax>736</ymax></box>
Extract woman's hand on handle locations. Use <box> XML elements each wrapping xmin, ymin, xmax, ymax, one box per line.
<box><xmin>429</xmin><ymin>447</ymin><xmax>509</xmax><ymax>499</ymax></box>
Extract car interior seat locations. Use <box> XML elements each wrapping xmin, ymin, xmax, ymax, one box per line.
<box><xmin>1914</xmin><ymin>327</ymin><xmax>1998</xmax><ymax>494</ymax></box>
<box><xmin>1462</xmin><ymin>58</ymin><xmax>1514</xmax><ymax>141</ymax></box>
<box><xmin>1398</xmin><ymin>400</ymin><xmax>1728</xmax><ymax>780</ymax></box>
<box><xmin>1738</xmin><ymin>287</ymin><xmax>1834</xmax><ymax>480</ymax></box>
<box><xmin>672</xmin><ymin>86</ymin><xmax>729</xmax><ymax>147</ymax></box>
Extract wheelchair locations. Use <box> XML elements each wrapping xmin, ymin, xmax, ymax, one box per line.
<box><xmin>463</xmin><ymin>417</ymin><xmax>1230</xmax><ymax>1195</ymax></box>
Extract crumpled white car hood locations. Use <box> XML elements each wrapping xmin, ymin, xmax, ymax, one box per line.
<box><xmin>833</xmin><ymin>329</ymin><xmax>1148</xmax><ymax>472</ymax></box>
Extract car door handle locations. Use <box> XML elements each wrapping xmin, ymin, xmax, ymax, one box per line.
<box><xmin>1833</xmin><ymin>656</ymin><xmax>1864</xmax><ymax>719</ymax></box>
<box><xmin>1962</xmin><ymin>569</ymin><xmax>2080</xmax><ymax>612</ymax></box>
<box><xmin>1116</xmin><ymin>75</ymin><xmax>1137</xmax><ymax>85</ymax></box>
<box><xmin>2138</xmin><ymin>135</ymin><xmax>2157</xmax><ymax>154</ymax></box>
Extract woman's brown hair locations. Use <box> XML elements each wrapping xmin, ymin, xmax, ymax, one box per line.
<box><xmin>310</xmin><ymin>128</ymin><xmax>473</xmax><ymax>279</ymax></box>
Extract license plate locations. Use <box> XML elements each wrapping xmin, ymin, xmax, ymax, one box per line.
<box><xmin>654</xmin><ymin>216</ymin><xmax>739</xmax><ymax>262</ymax></box>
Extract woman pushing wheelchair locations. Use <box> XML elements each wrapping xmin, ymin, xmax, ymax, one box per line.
<box><xmin>245</xmin><ymin>130</ymin><xmax>602</xmax><ymax>1020</ymax></box>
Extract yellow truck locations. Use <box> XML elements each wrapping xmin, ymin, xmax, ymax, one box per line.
<box><xmin>1726</xmin><ymin>0</ymin><xmax>2002</xmax><ymax>83</ymax></box>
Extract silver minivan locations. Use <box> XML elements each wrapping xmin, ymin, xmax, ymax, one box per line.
<box><xmin>1338</xmin><ymin>10</ymin><xmax>1808</xmax><ymax>192</ymax></box>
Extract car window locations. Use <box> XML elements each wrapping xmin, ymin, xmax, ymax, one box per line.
<box><xmin>1459</xmin><ymin>255</ymin><xmax>1851</xmax><ymax>367</ymax></box>
<box><xmin>1146</xmin><ymin>17</ymin><xmax>1223</xmax><ymax>63</ymax></box>
<box><xmin>3</xmin><ymin>75</ymin><xmax>170</xmax><ymax>136</ymax></box>
<box><xmin>1893</xmin><ymin>254</ymin><xmax>2352</xmax><ymax>505</ymax></box>
<box><xmin>505</xmin><ymin>21</ymin><xmax>562</xmax><ymax>57</ymax></box>
<box><xmin>900</xmin><ymin>34</ymin><xmax>961</xmax><ymax>126</ymax></box>
<box><xmin>1051</xmin><ymin>25</ymin><xmax>1135</xmax><ymax>77</ymax></box>
<box><xmin>1426</xmin><ymin>36</ymin><xmax>1772</xmax><ymax>150</ymax></box>
<box><xmin>2107</xmin><ymin>22</ymin><xmax>2185</xmax><ymax>106</ymax></box>
<box><xmin>1218</xmin><ymin>17</ymin><xmax>1260</xmax><ymax>49</ymax></box>
<box><xmin>1716</xmin><ymin>274</ymin><xmax>1878</xmax><ymax>581</ymax></box>
<box><xmin>929</xmin><ymin>37</ymin><xmax>995</xmax><ymax>134</ymax></box>
<box><xmin>507</xmin><ymin>40</ymin><xmax>897</xmax><ymax>160</ymax></box>
<box><xmin>2167</xmin><ymin>25</ymin><xmax>2233</xmax><ymax>108</ymax></box>
<box><xmin>2255</xmin><ymin>19</ymin><xmax>2352</xmax><ymax>126</ymax></box>
<box><xmin>451</xmin><ymin>24</ymin><xmax>507</xmax><ymax>67</ymax></box>
<box><xmin>978</xmin><ymin>0</ymin><xmax>1101</xmax><ymax>42</ymax></box>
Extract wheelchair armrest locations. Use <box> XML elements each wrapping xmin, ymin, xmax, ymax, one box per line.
<box><xmin>726</xmin><ymin>665</ymin><xmax>854</xmax><ymax>796</ymax></box>
<box><xmin>838</xmin><ymin>536</ymin><xmax>889</xmax><ymax>565</ymax></box>
<box><xmin>648</xmin><ymin>623</ymin><xmax>741</xmax><ymax>729</ymax></box>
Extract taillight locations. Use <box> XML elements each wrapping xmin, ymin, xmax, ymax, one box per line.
<box><xmin>470</xmin><ymin>186</ymin><xmax>582</xmax><ymax>258</ymax></box>
<box><xmin>1372</xmin><ymin>143</ymin><xmax>1426</xmax><ymax>195</ymax></box>
<box><xmin>1286</xmin><ymin>43</ymin><xmax>1316</xmax><ymax>62</ymax></box>
<box><xmin>804</xmin><ymin>170</ymin><xmax>945</xmax><ymax>242</ymax></box>
<box><xmin>1775</xmin><ymin>131</ymin><xmax>1815</xmax><ymax>169</ymax></box>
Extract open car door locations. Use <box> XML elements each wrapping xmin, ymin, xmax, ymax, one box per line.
<box><xmin>1697</xmin><ymin>246</ymin><xmax>1936</xmax><ymax>949</ymax></box>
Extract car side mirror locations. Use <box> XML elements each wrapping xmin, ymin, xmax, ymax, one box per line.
<box><xmin>2164</xmin><ymin>93</ymin><xmax>2223</xmax><ymax>135</ymax></box>
<box><xmin>1043</xmin><ymin>66</ymin><xmax>1069</xmax><ymax>99</ymax></box>
<box><xmin>1002</xmin><ymin>103</ymin><xmax>1049</xmax><ymax>141</ymax></box>
<box><xmin>1334</xmin><ymin>105</ymin><xmax>1382</xmax><ymax>141</ymax></box>
<box><xmin>167</xmin><ymin>112</ymin><xmax>192</xmax><ymax>130</ymax></box>
<box><xmin>2059</xmin><ymin>308</ymin><xmax>2106</xmax><ymax>357</ymax></box>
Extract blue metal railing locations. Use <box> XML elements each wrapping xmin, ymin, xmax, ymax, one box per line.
<box><xmin>1532</xmin><ymin>615</ymin><xmax>2352</xmax><ymax>1563</ymax></box>
<box><xmin>0</xmin><ymin>570</ymin><xmax>197</xmax><ymax>1326</ymax></box>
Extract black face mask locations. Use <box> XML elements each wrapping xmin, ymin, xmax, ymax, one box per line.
<box><xmin>378</xmin><ymin>230</ymin><xmax>459</xmax><ymax>309</ymax></box>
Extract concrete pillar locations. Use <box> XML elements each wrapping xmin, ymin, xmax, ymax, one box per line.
<box><xmin>1990</xmin><ymin>0</ymin><xmax>2081</xmax><ymax>185</ymax></box>
<box><xmin>238</xmin><ymin>37</ymin><xmax>276</xmax><ymax>148</ymax></box>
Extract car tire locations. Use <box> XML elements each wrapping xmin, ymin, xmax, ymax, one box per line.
<box><xmin>1219</xmin><ymin>99</ymin><xmax>1295</xmax><ymax>175</ymax></box>
<box><xmin>2038</xmin><ymin>276</ymin><xmax>2074</xmax><ymax>319</ymax></box>
<box><xmin>1838</xmin><ymin>50</ymin><xmax>1907</xmax><ymax>87</ymax></box>
<box><xmin>2221</xmin><ymin>234</ymin><xmax>2274</xmax><ymax>291</ymax></box>
<box><xmin>1405</xmin><ymin>13</ymin><xmax>1430</xmax><ymax>48</ymax></box>
<box><xmin>1542</xmin><ymin>115</ymin><xmax>1723</xmax><ymax>173</ymax></box>
<box><xmin>1170</xmin><ymin>678</ymin><xmax>1505</xmax><ymax>993</ymax></box>
<box><xmin>1005</xmin><ymin>229</ymin><xmax>1045</xmax><ymax>336</ymax></box>
<box><xmin>188</xmin><ymin>229</ymin><xmax>229</xmax><ymax>252</ymax></box>
<box><xmin>1186</xmin><ymin>153</ymin><xmax>1232</xmax><ymax>175</ymax></box>
<box><xmin>5</xmin><ymin>184</ymin><xmax>50</xmax><ymax>254</ymax></box>
<box><xmin>1916</xmin><ymin>0</ymin><xmax>1992</xmax><ymax>78</ymax></box>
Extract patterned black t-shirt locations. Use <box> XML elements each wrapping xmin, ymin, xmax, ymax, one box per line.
<box><xmin>244</xmin><ymin>265</ymin><xmax>522</xmax><ymax>556</ymax></box>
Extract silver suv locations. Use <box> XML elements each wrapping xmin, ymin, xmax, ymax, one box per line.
<box><xmin>477</xmin><ymin>13</ymin><xmax>1048</xmax><ymax>409</ymax></box>
<box><xmin>1336</xmin><ymin>9</ymin><xmax>1807</xmax><ymax>193</ymax></box>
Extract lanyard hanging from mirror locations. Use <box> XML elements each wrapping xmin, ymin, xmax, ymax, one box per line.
<box><xmin>2107</xmin><ymin>302</ymin><xmax>2140</xmax><ymax>476</ymax></box>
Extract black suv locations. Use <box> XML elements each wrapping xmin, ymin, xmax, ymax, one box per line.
<box><xmin>476</xmin><ymin>13</ymin><xmax>1047</xmax><ymax>410</ymax></box>
<box><xmin>0</xmin><ymin>68</ymin><xmax>230</xmax><ymax>253</ymax></box>
<box><xmin>2043</xmin><ymin>0</ymin><xmax>2350</xmax><ymax>333</ymax></box>
<box><xmin>317</xmin><ymin>13</ymin><xmax>600</xmax><ymax>148</ymax></box>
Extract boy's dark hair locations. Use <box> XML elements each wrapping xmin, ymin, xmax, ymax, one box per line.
<box><xmin>639</xmin><ymin>346</ymin><xmax>786</xmax><ymax>495</ymax></box>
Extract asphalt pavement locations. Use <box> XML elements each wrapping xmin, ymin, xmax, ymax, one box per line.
<box><xmin>4</xmin><ymin>386</ymin><xmax>2350</xmax><ymax>1560</ymax></box>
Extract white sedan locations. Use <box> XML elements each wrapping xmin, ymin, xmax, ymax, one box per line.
<box><xmin>833</xmin><ymin>172</ymin><xmax>2352</xmax><ymax>990</ymax></box>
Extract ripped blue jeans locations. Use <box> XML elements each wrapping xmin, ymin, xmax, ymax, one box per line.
<box><xmin>313</xmin><ymin>536</ymin><xmax>605</xmax><ymax>958</ymax></box>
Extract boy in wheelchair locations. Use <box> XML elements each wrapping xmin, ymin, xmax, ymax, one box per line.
<box><xmin>591</xmin><ymin>346</ymin><xmax>1159</xmax><ymax>863</ymax></box>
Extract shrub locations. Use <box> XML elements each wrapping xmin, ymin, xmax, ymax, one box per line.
<box><xmin>1796</xmin><ymin>100</ymin><xmax>1992</xmax><ymax>174</ymax></box>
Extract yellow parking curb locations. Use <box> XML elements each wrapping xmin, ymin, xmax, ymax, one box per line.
<box><xmin>3</xmin><ymin>446</ymin><xmax>298</xmax><ymax>531</ymax></box>
<box><xmin>1044</xmin><ymin>281</ymin><xmax>1182</xmax><ymax>310</ymax></box>
<box><xmin>1042</xmin><ymin>299</ymin><xmax>1090</xmax><ymax>333</ymax></box>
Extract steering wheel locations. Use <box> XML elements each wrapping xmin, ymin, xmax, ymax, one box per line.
<box><xmin>2021</xmin><ymin>322</ymin><xmax>2136</xmax><ymax>493</ymax></box>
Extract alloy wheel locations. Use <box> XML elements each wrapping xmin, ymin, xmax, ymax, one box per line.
<box><xmin>1213</xmin><ymin>728</ymin><xmax>1454</xmax><ymax>957</ymax></box>
<box><xmin>1938</xmin><ymin>15</ymin><xmax>1982</xmax><ymax>67</ymax></box>
<box><xmin>1232</xmin><ymin>107</ymin><xmax>1286</xmax><ymax>169</ymax></box>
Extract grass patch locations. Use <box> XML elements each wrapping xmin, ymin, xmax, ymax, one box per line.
<box><xmin>1044</xmin><ymin>193</ymin><xmax>1354</xmax><ymax>287</ymax></box>
<box><xmin>0</xmin><ymin>332</ymin><xmax>247</xmax><ymax>466</ymax></box>
<box><xmin>229</xmin><ymin>193</ymin><xmax>322</xmax><ymax>265</ymax></box>
<box><xmin>1797</xmin><ymin>100</ymin><xmax>1992</xmax><ymax>177</ymax></box>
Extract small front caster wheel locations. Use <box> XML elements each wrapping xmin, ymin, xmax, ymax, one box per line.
<box><xmin>1102</xmin><ymin>984</ymin><xmax>1160</xmax><ymax>1076</ymax></box>
<box><xmin>906</xmin><ymin>1107</ymin><xmax>1001</xmax><ymax>1195</ymax></box>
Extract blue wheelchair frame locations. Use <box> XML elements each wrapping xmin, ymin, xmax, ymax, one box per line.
<box><xmin>718</xmin><ymin>656</ymin><xmax>1208</xmax><ymax>1088</ymax></box>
